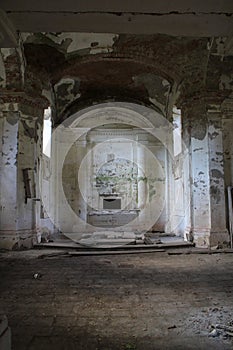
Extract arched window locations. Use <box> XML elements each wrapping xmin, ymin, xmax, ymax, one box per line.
<box><xmin>173</xmin><ymin>106</ymin><xmax>182</xmax><ymax>157</ymax></box>
<box><xmin>43</xmin><ymin>107</ymin><xmax>52</xmax><ymax>158</ymax></box>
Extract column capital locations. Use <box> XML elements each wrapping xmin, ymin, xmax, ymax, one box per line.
<box><xmin>177</xmin><ymin>90</ymin><xmax>229</xmax><ymax>111</ymax></box>
<box><xmin>0</xmin><ymin>90</ymin><xmax>49</xmax><ymax>120</ymax></box>
<box><xmin>221</xmin><ymin>97</ymin><xmax>233</xmax><ymax>118</ymax></box>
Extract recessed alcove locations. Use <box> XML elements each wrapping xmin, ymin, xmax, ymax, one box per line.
<box><xmin>103</xmin><ymin>198</ymin><xmax>121</xmax><ymax>210</ymax></box>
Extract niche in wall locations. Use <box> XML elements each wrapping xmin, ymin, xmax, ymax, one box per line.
<box><xmin>96</xmin><ymin>157</ymin><xmax>138</xmax><ymax>209</ymax></box>
<box><xmin>103</xmin><ymin>198</ymin><xmax>121</xmax><ymax>210</ymax></box>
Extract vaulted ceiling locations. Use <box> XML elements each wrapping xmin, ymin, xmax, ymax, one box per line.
<box><xmin>0</xmin><ymin>1</ymin><xmax>233</xmax><ymax>124</ymax></box>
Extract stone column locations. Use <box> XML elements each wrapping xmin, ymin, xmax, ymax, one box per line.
<box><xmin>165</xmin><ymin>116</ymin><xmax>188</xmax><ymax>237</ymax></box>
<box><xmin>0</xmin><ymin>96</ymin><xmax>47</xmax><ymax>249</ymax></box>
<box><xmin>182</xmin><ymin>114</ymin><xmax>192</xmax><ymax>240</ymax></box>
<box><xmin>164</xmin><ymin>147</ymin><xmax>173</xmax><ymax>234</ymax></box>
<box><xmin>222</xmin><ymin>98</ymin><xmax>233</xmax><ymax>187</ymax></box>
<box><xmin>0</xmin><ymin>105</ymin><xmax>19</xmax><ymax>249</ymax></box>
<box><xmin>182</xmin><ymin>98</ymin><xmax>229</xmax><ymax>247</ymax></box>
<box><xmin>137</xmin><ymin>142</ymin><xmax>147</xmax><ymax>210</ymax></box>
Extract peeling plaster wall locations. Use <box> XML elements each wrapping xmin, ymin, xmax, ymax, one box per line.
<box><xmin>222</xmin><ymin>99</ymin><xmax>233</xmax><ymax>189</ymax></box>
<box><xmin>0</xmin><ymin>51</ymin><xmax>6</xmax><ymax>88</ymax></box>
<box><xmin>0</xmin><ymin>110</ymin><xmax>18</xmax><ymax>237</ymax></box>
<box><xmin>191</xmin><ymin>124</ymin><xmax>212</xmax><ymax>246</ymax></box>
<box><xmin>40</xmin><ymin>155</ymin><xmax>56</xmax><ymax>240</ymax></box>
<box><xmin>54</xmin><ymin>78</ymin><xmax>81</xmax><ymax>117</ymax></box>
<box><xmin>208</xmin><ymin>113</ymin><xmax>227</xmax><ymax>240</ymax></box>
<box><xmin>223</xmin><ymin>118</ymin><xmax>233</xmax><ymax>187</ymax></box>
<box><xmin>133</xmin><ymin>74</ymin><xmax>170</xmax><ymax>115</ymax></box>
<box><xmin>0</xmin><ymin>106</ymin><xmax>43</xmax><ymax>249</ymax></box>
<box><xmin>166</xmin><ymin>153</ymin><xmax>186</xmax><ymax>236</ymax></box>
<box><xmin>17</xmin><ymin>115</ymin><xmax>36</xmax><ymax>231</ymax></box>
<box><xmin>1</xmin><ymin>29</ymin><xmax>233</xmax><ymax>248</ymax></box>
<box><xmin>180</xmin><ymin>102</ymin><xmax>229</xmax><ymax>247</ymax></box>
<box><xmin>0</xmin><ymin>107</ymin><xmax>37</xmax><ymax>249</ymax></box>
<box><xmin>23</xmin><ymin>32</ymin><xmax>119</xmax><ymax>56</ymax></box>
<box><xmin>1</xmin><ymin>47</ymin><xmax>25</xmax><ymax>90</ymax></box>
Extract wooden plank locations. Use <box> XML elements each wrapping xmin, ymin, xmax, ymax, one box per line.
<box><xmin>34</xmin><ymin>240</ymin><xmax>194</xmax><ymax>251</ymax></box>
<box><xmin>68</xmin><ymin>249</ymin><xmax>165</xmax><ymax>256</ymax></box>
<box><xmin>168</xmin><ymin>248</ymin><xmax>233</xmax><ymax>255</ymax></box>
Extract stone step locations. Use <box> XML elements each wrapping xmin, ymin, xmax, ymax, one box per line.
<box><xmin>34</xmin><ymin>240</ymin><xmax>194</xmax><ymax>251</ymax></box>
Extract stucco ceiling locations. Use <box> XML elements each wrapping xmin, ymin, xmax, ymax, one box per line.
<box><xmin>0</xmin><ymin>0</ymin><xmax>233</xmax><ymax>48</ymax></box>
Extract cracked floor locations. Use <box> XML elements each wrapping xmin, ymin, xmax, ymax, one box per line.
<box><xmin>0</xmin><ymin>249</ymin><xmax>233</xmax><ymax>350</ymax></box>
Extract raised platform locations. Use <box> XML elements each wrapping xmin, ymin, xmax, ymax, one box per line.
<box><xmin>34</xmin><ymin>239</ymin><xmax>193</xmax><ymax>251</ymax></box>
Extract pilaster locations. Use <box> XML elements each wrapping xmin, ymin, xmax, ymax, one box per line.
<box><xmin>221</xmin><ymin>97</ymin><xmax>233</xmax><ymax>188</ymax></box>
<box><xmin>0</xmin><ymin>93</ymin><xmax>48</xmax><ymax>249</ymax></box>
<box><xmin>181</xmin><ymin>96</ymin><xmax>229</xmax><ymax>247</ymax></box>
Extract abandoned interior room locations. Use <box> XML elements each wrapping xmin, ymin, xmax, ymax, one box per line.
<box><xmin>0</xmin><ymin>1</ymin><xmax>233</xmax><ymax>349</ymax></box>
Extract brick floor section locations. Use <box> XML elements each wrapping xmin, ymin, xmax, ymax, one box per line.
<box><xmin>0</xmin><ymin>249</ymin><xmax>233</xmax><ymax>349</ymax></box>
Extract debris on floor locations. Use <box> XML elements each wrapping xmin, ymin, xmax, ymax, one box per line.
<box><xmin>1</xmin><ymin>250</ymin><xmax>233</xmax><ymax>349</ymax></box>
<box><xmin>209</xmin><ymin>323</ymin><xmax>233</xmax><ymax>339</ymax></box>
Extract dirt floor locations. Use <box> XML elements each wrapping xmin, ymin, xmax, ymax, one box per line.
<box><xmin>0</xmin><ymin>248</ymin><xmax>233</xmax><ymax>350</ymax></box>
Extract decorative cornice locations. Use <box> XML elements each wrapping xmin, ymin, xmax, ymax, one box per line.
<box><xmin>221</xmin><ymin>97</ymin><xmax>233</xmax><ymax>118</ymax></box>
<box><xmin>52</xmin><ymin>52</ymin><xmax>177</xmax><ymax>84</ymax></box>
<box><xmin>176</xmin><ymin>90</ymin><xmax>231</xmax><ymax>110</ymax></box>
<box><xmin>0</xmin><ymin>90</ymin><xmax>49</xmax><ymax>110</ymax></box>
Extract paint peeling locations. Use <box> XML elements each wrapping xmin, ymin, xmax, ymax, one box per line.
<box><xmin>23</xmin><ymin>32</ymin><xmax>119</xmax><ymax>56</ymax></box>
<box><xmin>6</xmin><ymin>112</ymin><xmax>18</xmax><ymax>126</ymax></box>
<box><xmin>210</xmin><ymin>185</ymin><xmax>221</xmax><ymax>204</ymax></box>
<box><xmin>132</xmin><ymin>73</ymin><xmax>170</xmax><ymax>114</ymax></box>
<box><xmin>194</xmin><ymin>148</ymin><xmax>203</xmax><ymax>152</ymax></box>
<box><xmin>211</xmin><ymin>169</ymin><xmax>224</xmax><ymax>179</ymax></box>
<box><xmin>0</xmin><ymin>51</ymin><xmax>6</xmax><ymax>88</ymax></box>
<box><xmin>21</xmin><ymin>120</ymin><xmax>36</xmax><ymax>139</ymax></box>
<box><xmin>54</xmin><ymin>78</ymin><xmax>81</xmax><ymax>115</ymax></box>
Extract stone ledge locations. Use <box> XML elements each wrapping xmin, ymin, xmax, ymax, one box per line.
<box><xmin>0</xmin><ymin>230</ymin><xmax>36</xmax><ymax>250</ymax></box>
<box><xmin>193</xmin><ymin>229</ymin><xmax>229</xmax><ymax>248</ymax></box>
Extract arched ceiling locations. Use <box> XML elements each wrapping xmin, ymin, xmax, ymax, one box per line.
<box><xmin>20</xmin><ymin>32</ymin><xmax>233</xmax><ymax>125</ymax></box>
<box><xmin>1</xmin><ymin>3</ymin><xmax>233</xmax><ymax>125</ymax></box>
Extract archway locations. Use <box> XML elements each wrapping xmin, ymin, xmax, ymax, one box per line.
<box><xmin>41</xmin><ymin>102</ymin><xmax>186</xmax><ymax>245</ymax></box>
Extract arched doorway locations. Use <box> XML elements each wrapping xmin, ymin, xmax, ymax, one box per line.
<box><xmin>41</xmin><ymin>102</ymin><xmax>186</xmax><ymax>245</ymax></box>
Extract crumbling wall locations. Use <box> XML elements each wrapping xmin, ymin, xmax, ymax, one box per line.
<box><xmin>0</xmin><ymin>44</ymin><xmax>50</xmax><ymax>249</ymax></box>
